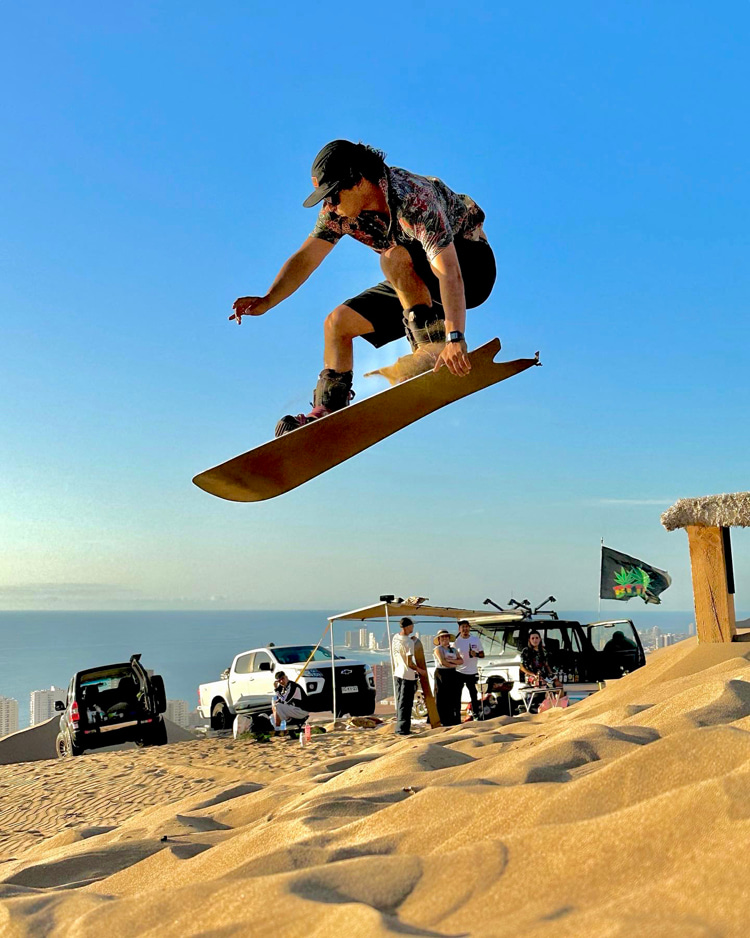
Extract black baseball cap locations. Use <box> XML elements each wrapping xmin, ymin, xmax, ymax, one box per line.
<box><xmin>302</xmin><ymin>139</ymin><xmax>361</xmax><ymax>208</ymax></box>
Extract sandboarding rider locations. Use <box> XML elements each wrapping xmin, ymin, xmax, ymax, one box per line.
<box><xmin>230</xmin><ymin>139</ymin><xmax>497</xmax><ymax>436</ymax></box>
<box><xmin>391</xmin><ymin>616</ymin><xmax>427</xmax><ymax>736</ymax></box>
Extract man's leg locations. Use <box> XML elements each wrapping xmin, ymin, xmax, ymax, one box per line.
<box><xmin>402</xmin><ymin>679</ymin><xmax>416</xmax><ymax>733</ymax></box>
<box><xmin>379</xmin><ymin>246</ymin><xmax>445</xmax><ymax>351</ymax></box>
<box><xmin>275</xmin><ymin>304</ymin><xmax>374</xmax><ymax>436</ymax></box>
<box><xmin>323</xmin><ymin>304</ymin><xmax>377</xmax><ymax>373</ymax></box>
<box><xmin>464</xmin><ymin>675</ymin><xmax>479</xmax><ymax>719</ymax></box>
<box><xmin>395</xmin><ymin>677</ymin><xmax>412</xmax><ymax>734</ymax></box>
<box><xmin>379</xmin><ymin>246</ymin><xmax>432</xmax><ymax>310</ymax></box>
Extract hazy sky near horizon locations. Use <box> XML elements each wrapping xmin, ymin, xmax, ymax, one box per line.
<box><xmin>2</xmin><ymin>1</ymin><xmax>748</xmax><ymax>614</ymax></box>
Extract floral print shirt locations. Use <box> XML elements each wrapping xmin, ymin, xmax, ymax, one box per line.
<box><xmin>521</xmin><ymin>646</ymin><xmax>550</xmax><ymax>679</ymax></box>
<box><xmin>309</xmin><ymin>166</ymin><xmax>486</xmax><ymax>264</ymax></box>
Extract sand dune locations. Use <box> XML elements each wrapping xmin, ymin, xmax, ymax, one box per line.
<box><xmin>1</xmin><ymin>637</ymin><xmax>749</xmax><ymax>936</ymax></box>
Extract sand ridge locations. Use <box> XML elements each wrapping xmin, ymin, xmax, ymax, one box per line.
<box><xmin>0</xmin><ymin>637</ymin><xmax>749</xmax><ymax>936</ymax></box>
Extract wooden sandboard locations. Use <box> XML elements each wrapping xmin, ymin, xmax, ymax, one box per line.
<box><xmin>193</xmin><ymin>338</ymin><xmax>540</xmax><ymax>502</ymax></box>
<box><xmin>413</xmin><ymin>637</ymin><xmax>440</xmax><ymax>728</ymax></box>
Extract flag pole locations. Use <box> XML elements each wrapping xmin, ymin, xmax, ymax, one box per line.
<box><xmin>598</xmin><ymin>537</ymin><xmax>603</xmax><ymax>616</ymax></box>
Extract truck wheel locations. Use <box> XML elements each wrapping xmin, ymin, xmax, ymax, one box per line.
<box><xmin>211</xmin><ymin>700</ymin><xmax>232</xmax><ymax>730</ymax></box>
<box><xmin>150</xmin><ymin>675</ymin><xmax>167</xmax><ymax>714</ymax></box>
<box><xmin>152</xmin><ymin>718</ymin><xmax>168</xmax><ymax>745</ymax></box>
<box><xmin>412</xmin><ymin>692</ymin><xmax>428</xmax><ymax>720</ymax></box>
<box><xmin>139</xmin><ymin>719</ymin><xmax>168</xmax><ymax>746</ymax></box>
<box><xmin>56</xmin><ymin>730</ymin><xmax>82</xmax><ymax>758</ymax></box>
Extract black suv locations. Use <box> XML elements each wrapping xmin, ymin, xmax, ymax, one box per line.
<box><xmin>56</xmin><ymin>654</ymin><xmax>168</xmax><ymax>757</ymax></box>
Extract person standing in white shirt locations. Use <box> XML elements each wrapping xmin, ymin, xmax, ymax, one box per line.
<box><xmin>453</xmin><ymin>619</ymin><xmax>485</xmax><ymax>719</ymax></box>
<box><xmin>391</xmin><ymin>617</ymin><xmax>426</xmax><ymax>736</ymax></box>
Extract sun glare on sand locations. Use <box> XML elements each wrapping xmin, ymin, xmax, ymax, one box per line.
<box><xmin>1</xmin><ymin>636</ymin><xmax>750</xmax><ymax>936</ymax></box>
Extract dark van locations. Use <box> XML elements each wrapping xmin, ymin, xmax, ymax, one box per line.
<box><xmin>56</xmin><ymin>654</ymin><xmax>168</xmax><ymax>757</ymax></box>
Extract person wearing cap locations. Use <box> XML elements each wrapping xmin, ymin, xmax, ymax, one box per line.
<box><xmin>271</xmin><ymin>671</ymin><xmax>308</xmax><ymax>730</ymax></box>
<box><xmin>230</xmin><ymin>139</ymin><xmax>496</xmax><ymax>436</ymax></box>
<box><xmin>391</xmin><ymin>616</ymin><xmax>426</xmax><ymax>736</ymax></box>
<box><xmin>453</xmin><ymin>619</ymin><xmax>484</xmax><ymax>719</ymax></box>
<box><xmin>433</xmin><ymin>629</ymin><xmax>464</xmax><ymax>726</ymax></box>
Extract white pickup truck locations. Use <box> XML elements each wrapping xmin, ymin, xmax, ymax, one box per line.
<box><xmin>197</xmin><ymin>644</ymin><xmax>377</xmax><ymax>729</ymax></box>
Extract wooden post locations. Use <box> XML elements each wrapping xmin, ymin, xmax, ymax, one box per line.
<box><xmin>685</xmin><ymin>525</ymin><xmax>736</xmax><ymax>643</ymax></box>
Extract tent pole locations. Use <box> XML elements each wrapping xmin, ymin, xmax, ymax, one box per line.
<box><xmin>329</xmin><ymin>617</ymin><xmax>338</xmax><ymax>720</ymax></box>
<box><xmin>385</xmin><ymin>605</ymin><xmax>397</xmax><ymax>702</ymax></box>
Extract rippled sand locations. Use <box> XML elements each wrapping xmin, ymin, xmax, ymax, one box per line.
<box><xmin>1</xmin><ymin>637</ymin><xmax>749</xmax><ymax>937</ymax></box>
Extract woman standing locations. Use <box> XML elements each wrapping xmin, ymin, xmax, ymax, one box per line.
<box><xmin>433</xmin><ymin>629</ymin><xmax>464</xmax><ymax>726</ymax></box>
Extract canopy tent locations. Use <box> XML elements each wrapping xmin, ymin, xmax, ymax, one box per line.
<box><xmin>326</xmin><ymin>600</ymin><xmax>504</xmax><ymax>707</ymax></box>
<box><xmin>329</xmin><ymin>602</ymin><xmax>498</xmax><ymax>623</ymax></box>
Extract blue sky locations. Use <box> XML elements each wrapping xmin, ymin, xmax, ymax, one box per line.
<box><xmin>1</xmin><ymin>1</ymin><xmax>748</xmax><ymax>613</ymax></box>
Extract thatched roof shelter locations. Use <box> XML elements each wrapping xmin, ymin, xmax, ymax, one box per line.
<box><xmin>661</xmin><ymin>491</ymin><xmax>747</xmax><ymax>643</ymax></box>
<box><xmin>661</xmin><ymin>492</ymin><xmax>750</xmax><ymax>531</ymax></box>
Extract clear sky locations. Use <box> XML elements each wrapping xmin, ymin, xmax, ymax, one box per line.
<box><xmin>1</xmin><ymin>1</ymin><xmax>748</xmax><ymax>614</ymax></box>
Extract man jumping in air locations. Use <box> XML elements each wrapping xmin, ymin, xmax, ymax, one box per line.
<box><xmin>230</xmin><ymin>139</ymin><xmax>497</xmax><ymax>436</ymax></box>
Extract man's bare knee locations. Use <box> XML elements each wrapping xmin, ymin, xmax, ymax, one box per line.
<box><xmin>325</xmin><ymin>304</ymin><xmax>373</xmax><ymax>340</ymax></box>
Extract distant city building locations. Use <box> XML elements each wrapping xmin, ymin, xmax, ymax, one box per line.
<box><xmin>688</xmin><ymin>621</ymin><xmax>696</xmax><ymax>637</ymax></box>
<box><xmin>345</xmin><ymin>630</ymin><xmax>361</xmax><ymax>650</ymax></box>
<box><xmin>379</xmin><ymin>629</ymin><xmax>389</xmax><ymax>649</ymax></box>
<box><xmin>0</xmin><ymin>697</ymin><xmax>19</xmax><ymax>737</ymax></box>
<box><xmin>29</xmin><ymin>686</ymin><xmax>67</xmax><ymax>726</ymax></box>
<box><xmin>368</xmin><ymin>633</ymin><xmax>378</xmax><ymax>651</ymax></box>
<box><xmin>418</xmin><ymin>634</ymin><xmax>435</xmax><ymax>655</ymax></box>
<box><xmin>359</xmin><ymin>627</ymin><xmax>369</xmax><ymax>649</ymax></box>
<box><xmin>166</xmin><ymin>699</ymin><xmax>189</xmax><ymax>728</ymax></box>
<box><xmin>372</xmin><ymin>662</ymin><xmax>393</xmax><ymax>702</ymax></box>
<box><xmin>659</xmin><ymin>633</ymin><xmax>676</xmax><ymax>648</ymax></box>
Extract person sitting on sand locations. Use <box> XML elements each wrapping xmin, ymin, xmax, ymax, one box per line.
<box><xmin>433</xmin><ymin>629</ymin><xmax>464</xmax><ymax>726</ymax></box>
<box><xmin>272</xmin><ymin>671</ymin><xmax>308</xmax><ymax>730</ymax></box>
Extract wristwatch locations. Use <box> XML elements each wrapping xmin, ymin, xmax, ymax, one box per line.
<box><xmin>446</xmin><ymin>330</ymin><xmax>465</xmax><ymax>344</ymax></box>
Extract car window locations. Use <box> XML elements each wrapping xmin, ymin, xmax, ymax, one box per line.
<box><xmin>504</xmin><ymin>629</ymin><xmax>524</xmax><ymax>652</ymax></box>
<box><xmin>273</xmin><ymin>646</ymin><xmax>334</xmax><ymax>664</ymax></box>
<box><xmin>253</xmin><ymin>652</ymin><xmax>273</xmax><ymax>672</ymax></box>
<box><xmin>588</xmin><ymin>622</ymin><xmax>639</xmax><ymax>652</ymax></box>
<box><xmin>480</xmin><ymin>631</ymin><xmax>508</xmax><ymax>656</ymax></box>
<box><xmin>234</xmin><ymin>653</ymin><xmax>254</xmax><ymax>674</ymax></box>
<box><xmin>78</xmin><ymin>666</ymin><xmax>133</xmax><ymax>694</ymax></box>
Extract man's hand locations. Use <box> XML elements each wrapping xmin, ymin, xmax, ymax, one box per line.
<box><xmin>434</xmin><ymin>339</ymin><xmax>471</xmax><ymax>376</ymax></box>
<box><xmin>230</xmin><ymin>295</ymin><xmax>270</xmax><ymax>324</ymax></box>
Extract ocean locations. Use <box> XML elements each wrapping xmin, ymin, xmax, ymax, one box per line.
<box><xmin>0</xmin><ymin>608</ymin><xmax>719</xmax><ymax>728</ymax></box>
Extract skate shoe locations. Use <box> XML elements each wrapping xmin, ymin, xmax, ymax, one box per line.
<box><xmin>275</xmin><ymin>368</ymin><xmax>354</xmax><ymax>437</ymax></box>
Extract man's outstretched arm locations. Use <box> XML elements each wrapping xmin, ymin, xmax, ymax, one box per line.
<box><xmin>230</xmin><ymin>236</ymin><xmax>335</xmax><ymax>323</ymax></box>
<box><xmin>429</xmin><ymin>242</ymin><xmax>471</xmax><ymax>376</ymax></box>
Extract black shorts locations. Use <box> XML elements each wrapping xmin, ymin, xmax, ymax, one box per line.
<box><xmin>344</xmin><ymin>238</ymin><xmax>497</xmax><ymax>349</ymax></box>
